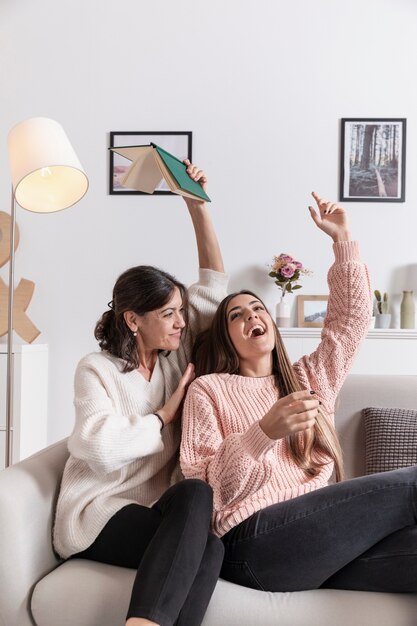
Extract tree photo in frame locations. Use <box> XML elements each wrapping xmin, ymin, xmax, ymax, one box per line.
<box><xmin>297</xmin><ymin>295</ymin><xmax>329</xmax><ymax>328</ymax></box>
<box><xmin>109</xmin><ymin>131</ymin><xmax>192</xmax><ymax>195</ymax></box>
<box><xmin>340</xmin><ymin>118</ymin><xmax>406</xmax><ymax>202</ymax></box>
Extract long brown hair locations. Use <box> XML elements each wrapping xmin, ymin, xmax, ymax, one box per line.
<box><xmin>95</xmin><ymin>265</ymin><xmax>188</xmax><ymax>372</ymax></box>
<box><xmin>193</xmin><ymin>290</ymin><xmax>344</xmax><ymax>481</ymax></box>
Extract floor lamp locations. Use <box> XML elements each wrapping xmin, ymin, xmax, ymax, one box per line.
<box><xmin>5</xmin><ymin>117</ymin><xmax>89</xmax><ymax>467</ymax></box>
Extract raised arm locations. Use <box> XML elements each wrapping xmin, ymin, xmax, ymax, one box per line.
<box><xmin>294</xmin><ymin>193</ymin><xmax>372</xmax><ymax>410</ymax></box>
<box><xmin>183</xmin><ymin>160</ymin><xmax>224</xmax><ymax>273</ymax></box>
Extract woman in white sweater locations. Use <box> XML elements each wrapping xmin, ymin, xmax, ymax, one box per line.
<box><xmin>53</xmin><ymin>162</ymin><xmax>227</xmax><ymax>626</ymax></box>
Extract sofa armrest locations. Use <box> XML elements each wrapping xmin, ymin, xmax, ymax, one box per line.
<box><xmin>0</xmin><ymin>439</ymin><xmax>69</xmax><ymax>626</ymax></box>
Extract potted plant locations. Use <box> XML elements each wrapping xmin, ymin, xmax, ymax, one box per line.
<box><xmin>374</xmin><ymin>290</ymin><xmax>391</xmax><ymax>329</ymax></box>
<box><xmin>269</xmin><ymin>254</ymin><xmax>311</xmax><ymax>327</ymax></box>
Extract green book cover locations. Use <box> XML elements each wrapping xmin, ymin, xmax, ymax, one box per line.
<box><xmin>153</xmin><ymin>144</ymin><xmax>211</xmax><ymax>202</ymax></box>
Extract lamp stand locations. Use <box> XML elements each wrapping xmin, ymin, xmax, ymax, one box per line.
<box><xmin>4</xmin><ymin>117</ymin><xmax>89</xmax><ymax>469</ymax></box>
<box><xmin>5</xmin><ymin>188</ymin><xmax>16</xmax><ymax>468</ymax></box>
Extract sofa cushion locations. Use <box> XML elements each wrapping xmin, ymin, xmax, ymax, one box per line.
<box><xmin>31</xmin><ymin>558</ymin><xmax>417</xmax><ymax>626</ymax></box>
<box><xmin>363</xmin><ymin>407</ymin><xmax>417</xmax><ymax>474</ymax></box>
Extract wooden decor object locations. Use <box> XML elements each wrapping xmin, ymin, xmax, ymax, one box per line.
<box><xmin>0</xmin><ymin>211</ymin><xmax>40</xmax><ymax>343</ymax></box>
<box><xmin>0</xmin><ymin>211</ymin><xmax>20</xmax><ymax>268</ymax></box>
<box><xmin>0</xmin><ymin>277</ymin><xmax>40</xmax><ymax>342</ymax></box>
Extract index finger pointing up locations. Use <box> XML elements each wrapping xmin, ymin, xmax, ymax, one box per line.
<box><xmin>311</xmin><ymin>191</ymin><xmax>326</xmax><ymax>206</ymax></box>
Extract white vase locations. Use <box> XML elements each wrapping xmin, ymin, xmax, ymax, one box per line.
<box><xmin>276</xmin><ymin>297</ymin><xmax>291</xmax><ymax>327</ymax></box>
<box><xmin>374</xmin><ymin>313</ymin><xmax>391</xmax><ymax>329</ymax></box>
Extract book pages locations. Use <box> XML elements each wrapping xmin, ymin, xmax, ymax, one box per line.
<box><xmin>122</xmin><ymin>148</ymin><xmax>163</xmax><ymax>193</ymax></box>
<box><xmin>153</xmin><ymin>151</ymin><xmax>179</xmax><ymax>192</ymax></box>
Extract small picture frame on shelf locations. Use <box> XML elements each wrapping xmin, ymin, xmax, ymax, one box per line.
<box><xmin>340</xmin><ymin>118</ymin><xmax>406</xmax><ymax>202</ymax></box>
<box><xmin>297</xmin><ymin>295</ymin><xmax>329</xmax><ymax>328</ymax></box>
<box><xmin>109</xmin><ymin>131</ymin><xmax>192</xmax><ymax>195</ymax></box>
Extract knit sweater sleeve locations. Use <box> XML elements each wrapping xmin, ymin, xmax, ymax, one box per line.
<box><xmin>180</xmin><ymin>269</ymin><xmax>228</xmax><ymax>362</ymax></box>
<box><xmin>180</xmin><ymin>378</ymin><xmax>275</xmax><ymax>511</ymax></box>
<box><xmin>68</xmin><ymin>358</ymin><xmax>164</xmax><ymax>475</ymax></box>
<box><xmin>293</xmin><ymin>241</ymin><xmax>372</xmax><ymax>411</ymax></box>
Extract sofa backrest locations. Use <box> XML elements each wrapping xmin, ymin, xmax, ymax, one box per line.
<box><xmin>335</xmin><ymin>375</ymin><xmax>417</xmax><ymax>479</ymax></box>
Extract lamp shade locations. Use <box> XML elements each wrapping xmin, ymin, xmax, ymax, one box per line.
<box><xmin>7</xmin><ymin>117</ymin><xmax>88</xmax><ymax>213</ymax></box>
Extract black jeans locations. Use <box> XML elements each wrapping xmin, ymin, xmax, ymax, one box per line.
<box><xmin>221</xmin><ymin>466</ymin><xmax>417</xmax><ymax>593</ymax></box>
<box><xmin>75</xmin><ymin>480</ymin><xmax>224</xmax><ymax>626</ymax></box>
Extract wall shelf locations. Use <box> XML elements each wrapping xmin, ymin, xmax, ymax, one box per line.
<box><xmin>277</xmin><ymin>328</ymin><xmax>417</xmax><ymax>375</ymax></box>
<box><xmin>279</xmin><ymin>328</ymin><xmax>417</xmax><ymax>340</ymax></box>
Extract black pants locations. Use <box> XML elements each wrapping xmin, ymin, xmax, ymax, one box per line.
<box><xmin>221</xmin><ymin>466</ymin><xmax>417</xmax><ymax>593</ymax></box>
<box><xmin>76</xmin><ymin>480</ymin><xmax>224</xmax><ymax>626</ymax></box>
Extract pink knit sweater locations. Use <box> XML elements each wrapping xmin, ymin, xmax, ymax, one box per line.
<box><xmin>180</xmin><ymin>241</ymin><xmax>372</xmax><ymax>537</ymax></box>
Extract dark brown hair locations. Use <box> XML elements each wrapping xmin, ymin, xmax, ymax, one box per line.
<box><xmin>95</xmin><ymin>265</ymin><xmax>188</xmax><ymax>372</ymax></box>
<box><xmin>193</xmin><ymin>290</ymin><xmax>344</xmax><ymax>481</ymax></box>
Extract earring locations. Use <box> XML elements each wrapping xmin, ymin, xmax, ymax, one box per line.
<box><xmin>132</xmin><ymin>329</ymin><xmax>137</xmax><ymax>337</ymax></box>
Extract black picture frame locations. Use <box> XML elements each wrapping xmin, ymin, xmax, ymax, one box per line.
<box><xmin>340</xmin><ymin>118</ymin><xmax>406</xmax><ymax>202</ymax></box>
<box><xmin>109</xmin><ymin>131</ymin><xmax>192</xmax><ymax>195</ymax></box>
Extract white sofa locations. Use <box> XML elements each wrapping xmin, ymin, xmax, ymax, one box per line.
<box><xmin>1</xmin><ymin>374</ymin><xmax>417</xmax><ymax>626</ymax></box>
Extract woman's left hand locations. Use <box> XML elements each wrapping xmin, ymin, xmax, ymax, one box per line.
<box><xmin>308</xmin><ymin>192</ymin><xmax>351</xmax><ymax>242</ymax></box>
<box><xmin>182</xmin><ymin>159</ymin><xmax>208</xmax><ymax>209</ymax></box>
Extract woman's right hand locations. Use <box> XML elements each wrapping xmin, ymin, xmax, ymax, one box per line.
<box><xmin>308</xmin><ymin>192</ymin><xmax>351</xmax><ymax>243</ymax></box>
<box><xmin>157</xmin><ymin>363</ymin><xmax>195</xmax><ymax>426</ymax></box>
<box><xmin>259</xmin><ymin>390</ymin><xmax>320</xmax><ymax>440</ymax></box>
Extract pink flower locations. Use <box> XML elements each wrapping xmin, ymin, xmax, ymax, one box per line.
<box><xmin>281</xmin><ymin>264</ymin><xmax>295</xmax><ymax>278</ymax></box>
<box><xmin>269</xmin><ymin>252</ymin><xmax>311</xmax><ymax>294</ymax></box>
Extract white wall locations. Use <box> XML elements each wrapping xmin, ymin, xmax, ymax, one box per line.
<box><xmin>0</xmin><ymin>0</ymin><xmax>416</xmax><ymax>443</ymax></box>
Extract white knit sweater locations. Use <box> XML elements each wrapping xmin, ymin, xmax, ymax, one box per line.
<box><xmin>53</xmin><ymin>268</ymin><xmax>228</xmax><ymax>559</ymax></box>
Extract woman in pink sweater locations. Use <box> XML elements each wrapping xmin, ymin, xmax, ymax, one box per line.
<box><xmin>180</xmin><ymin>192</ymin><xmax>417</xmax><ymax>593</ymax></box>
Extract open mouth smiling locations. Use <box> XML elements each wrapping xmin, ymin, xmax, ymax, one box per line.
<box><xmin>247</xmin><ymin>324</ymin><xmax>266</xmax><ymax>338</ymax></box>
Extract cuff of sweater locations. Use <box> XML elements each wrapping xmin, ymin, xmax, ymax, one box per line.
<box><xmin>240</xmin><ymin>422</ymin><xmax>276</xmax><ymax>460</ymax></box>
<box><xmin>333</xmin><ymin>240</ymin><xmax>360</xmax><ymax>263</ymax></box>
<box><xmin>198</xmin><ymin>268</ymin><xmax>229</xmax><ymax>289</ymax></box>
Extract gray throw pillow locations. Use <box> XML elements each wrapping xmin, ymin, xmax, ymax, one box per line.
<box><xmin>362</xmin><ymin>407</ymin><xmax>417</xmax><ymax>475</ymax></box>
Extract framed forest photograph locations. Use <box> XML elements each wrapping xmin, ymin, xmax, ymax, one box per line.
<box><xmin>109</xmin><ymin>131</ymin><xmax>192</xmax><ymax>195</ymax></box>
<box><xmin>340</xmin><ymin>118</ymin><xmax>406</xmax><ymax>202</ymax></box>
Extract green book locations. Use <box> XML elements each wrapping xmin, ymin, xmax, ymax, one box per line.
<box><xmin>110</xmin><ymin>143</ymin><xmax>211</xmax><ymax>202</ymax></box>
